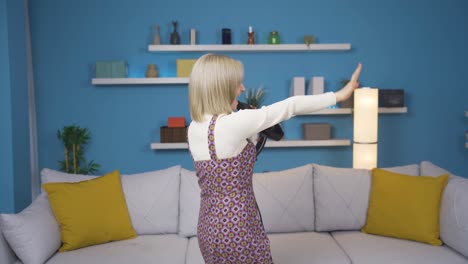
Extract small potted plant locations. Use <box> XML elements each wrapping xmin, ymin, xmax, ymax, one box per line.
<box><xmin>57</xmin><ymin>124</ymin><xmax>100</xmax><ymax>175</ymax></box>
<box><xmin>244</xmin><ymin>86</ymin><xmax>266</xmax><ymax>108</ymax></box>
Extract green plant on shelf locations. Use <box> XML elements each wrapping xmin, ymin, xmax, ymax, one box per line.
<box><xmin>57</xmin><ymin>124</ymin><xmax>100</xmax><ymax>175</ymax></box>
<box><xmin>244</xmin><ymin>86</ymin><xmax>266</xmax><ymax>108</ymax></box>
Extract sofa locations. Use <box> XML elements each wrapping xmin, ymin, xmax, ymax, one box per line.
<box><xmin>1</xmin><ymin>161</ymin><xmax>468</xmax><ymax>264</ymax></box>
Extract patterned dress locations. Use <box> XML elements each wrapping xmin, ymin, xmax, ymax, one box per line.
<box><xmin>191</xmin><ymin>115</ymin><xmax>273</xmax><ymax>264</ymax></box>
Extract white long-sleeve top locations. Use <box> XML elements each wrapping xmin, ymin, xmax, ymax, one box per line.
<box><xmin>188</xmin><ymin>92</ymin><xmax>337</xmax><ymax>161</ymax></box>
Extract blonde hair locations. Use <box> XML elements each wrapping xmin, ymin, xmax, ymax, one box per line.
<box><xmin>189</xmin><ymin>53</ymin><xmax>244</xmax><ymax>122</ymax></box>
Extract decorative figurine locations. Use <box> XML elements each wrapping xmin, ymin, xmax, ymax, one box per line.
<box><xmin>145</xmin><ymin>64</ymin><xmax>159</xmax><ymax>78</ymax></box>
<box><xmin>170</xmin><ymin>21</ymin><xmax>180</xmax><ymax>45</ymax></box>
<box><xmin>152</xmin><ymin>24</ymin><xmax>161</xmax><ymax>45</ymax></box>
<box><xmin>247</xmin><ymin>26</ymin><xmax>255</xmax><ymax>45</ymax></box>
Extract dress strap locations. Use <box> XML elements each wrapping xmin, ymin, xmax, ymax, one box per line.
<box><xmin>208</xmin><ymin>115</ymin><xmax>219</xmax><ymax>160</ymax></box>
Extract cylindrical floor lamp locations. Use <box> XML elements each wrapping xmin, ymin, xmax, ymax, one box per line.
<box><xmin>353</xmin><ymin>88</ymin><xmax>379</xmax><ymax>169</ymax></box>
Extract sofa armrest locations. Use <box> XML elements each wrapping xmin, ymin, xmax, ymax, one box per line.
<box><xmin>440</xmin><ymin>176</ymin><xmax>468</xmax><ymax>259</ymax></box>
<box><xmin>0</xmin><ymin>229</ymin><xmax>17</xmax><ymax>264</ymax></box>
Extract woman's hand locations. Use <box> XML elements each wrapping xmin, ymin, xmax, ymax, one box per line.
<box><xmin>335</xmin><ymin>63</ymin><xmax>362</xmax><ymax>103</ymax></box>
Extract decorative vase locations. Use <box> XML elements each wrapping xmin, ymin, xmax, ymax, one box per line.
<box><xmin>145</xmin><ymin>64</ymin><xmax>159</xmax><ymax>78</ymax></box>
<box><xmin>268</xmin><ymin>31</ymin><xmax>280</xmax><ymax>44</ymax></box>
<box><xmin>247</xmin><ymin>26</ymin><xmax>255</xmax><ymax>44</ymax></box>
<box><xmin>247</xmin><ymin>32</ymin><xmax>255</xmax><ymax>44</ymax></box>
<box><xmin>222</xmin><ymin>28</ymin><xmax>232</xmax><ymax>44</ymax></box>
<box><xmin>152</xmin><ymin>24</ymin><xmax>161</xmax><ymax>45</ymax></box>
<box><xmin>190</xmin><ymin>28</ymin><xmax>196</xmax><ymax>45</ymax></box>
<box><xmin>170</xmin><ymin>21</ymin><xmax>180</xmax><ymax>45</ymax></box>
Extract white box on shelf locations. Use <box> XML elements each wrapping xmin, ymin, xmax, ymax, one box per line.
<box><xmin>308</xmin><ymin>76</ymin><xmax>324</xmax><ymax>95</ymax></box>
<box><xmin>290</xmin><ymin>77</ymin><xmax>305</xmax><ymax>96</ymax></box>
<box><xmin>190</xmin><ymin>29</ymin><xmax>196</xmax><ymax>45</ymax></box>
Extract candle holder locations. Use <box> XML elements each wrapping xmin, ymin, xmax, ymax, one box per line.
<box><xmin>247</xmin><ymin>26</ymin><xmax>255</xmax><ymax>44</ymax></box>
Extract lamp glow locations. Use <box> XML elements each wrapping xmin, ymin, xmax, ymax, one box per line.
<box><xmin>353</xmin><ymin>88</ymin><xmax>379</xmax><ymax>169</ymax></box>
<box><xmin>353</xmin><ymin>143</ymin><xmax>377</xmax><ymax>169</ymax></box>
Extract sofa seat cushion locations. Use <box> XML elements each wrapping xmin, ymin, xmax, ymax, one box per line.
<box><xmin>186</xmin><ymin>232</ymin><xmax>350</xmax><ymax>264</ymax></box>
<box><xmin>332</xmin><ymin>231</ymin><xmax>468</xmax><ymax>264</ymax></box>
<box><xmin>185</xmin><ymin>237</ymin><xmax>205</xmax><ymax>264</ymax></box>
<box><xmin>44</xmin><ymin>235</ymin><xmax>188</xmax><ymax>264</ymax></box>
<box><xmin>269</xmin><ymin>232</ymin><xmax>351</xmax><ymax>264</ymax></box>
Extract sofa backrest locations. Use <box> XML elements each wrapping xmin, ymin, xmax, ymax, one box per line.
<box><xmin>41</xmin><ymin>166</ymin><xmax>181</xmax><ymax>235</ymax></box>
<box><xmin>179</xmin><ymin>163</ymin><xmax>424</xmax><ymax>237</ymax></box>
<box><xmin>178</xmin><ymin>164</ymin><xmax>315</xmax><ymax>237</ymax></box>
<box><xmin>312</xmin><ymin>163</ymin><xmax>419</xmax><ymax>232</ymax></box>
<box><xmin>252</xmin><ymin>164</ymin><xmax>315</xmax><ymax>233</ymax></box>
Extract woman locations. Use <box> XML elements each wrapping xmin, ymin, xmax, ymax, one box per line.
<box><xmin>188</xmin><ymin>53</ymin><xmax>361</xmax><ymax>263</ymax></box>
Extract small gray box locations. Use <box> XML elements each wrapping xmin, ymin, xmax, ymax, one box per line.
<box><xmin>303</xmin><ymin>123</ymin><xmax>331</xmax><ymax>140</ymax></box>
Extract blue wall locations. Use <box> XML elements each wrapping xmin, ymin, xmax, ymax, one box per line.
<box><xmin>0</xmin><ymin>0</ymin><xmax>15</xmax><ymax>213</ymax></box>
<box><xmin>8</xmin><ymin>0</ymin><xmax>31</xmax><ymax>212</ymax></box>
<box><xmin>0</xmin><ymin>0</ymin><xmax>31</xmax><ymax>213</ymax></box>
<box><xmin>27</xmin><ymin>0</ymin><xmax>468</xmax><ymax>183</ymax></box>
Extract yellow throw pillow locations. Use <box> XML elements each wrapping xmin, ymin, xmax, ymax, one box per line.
<box><xmin>43</xmin><ymin>170</ymin><xmax>136</xmax><ymax>251</ymax></box>
<box><xmin>361</xmin><ymin>168</ymin><xmax>449</xmax><ymax>245</ymax></box>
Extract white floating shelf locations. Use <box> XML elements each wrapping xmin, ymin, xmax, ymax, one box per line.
<box><xmin>306</xmin><ymin>108</ymin><xmax>352</xmax><ymax>115</ymax></box>
<box><xmin>264</xmin><ymin>139</ymin><xmax>351</xmax><ymax>148</ymax></box>
<box><xmin>148</xmin><ymin>44</ymin><xmax>351</xmax><ymax>52</ymax></box>
<box><xmin>151</xmin><ymin>142</ymin><xmax>188</xmax><ymax>150</ymax></box>
<box><xmin>378</xmin><ymin>107</ymin><xmax>408</xmax><ymax>114</ymax></box>
<box><xmin>304</xmin><ymin>107</ymin><xmax>407</xmax><ymax>115</ymax></box>
<box><xmin>92</xmin><ymin>78</ymin><xmax>189</xmax><ymax>85</ymax></box>
<box><xmin>150</xmin><ymin>139</ymin><xmax>351</xmax><ymax>150</ymax></box>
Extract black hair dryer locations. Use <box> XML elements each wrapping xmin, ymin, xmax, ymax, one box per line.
<box><xmin>236</xmin><ymin>101</ymin><xmax>284</xmax><ymax>157</ymax></box>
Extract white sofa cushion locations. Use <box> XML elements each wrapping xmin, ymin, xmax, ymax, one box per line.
<box><xmin>0</xmin><ymin>231</ymin><xmax>17</xmax><ymax>264</ymax></box>
<box><xmin>186</xmin><ymin>232</ymin><xmax>351</xmax><ymax>264</ymax></box>
<box><xmin>0</xmin><ymin>193</ymin><xmax>61</xmax><ymax>264</ymax></box>
<box><xmin>41</xmin><ymin>166</ymin><xmax>181</xmax><ymax>235</ymax></box>
<box><xmin>420</xmin><ymin>160</ymin><xmax>463</xmax><ymax>180</ymax></box>
<box><xmin>313</xmin><ymin>164</ymin><xmax>419</xmax><ymax>231</ymax></box>
<box><xmin>120</xmin><ymin>166</ymin><xmax>181</xmax><ymax>235</ymax></box>
<box><xmin>44</xmin><ymin>235</ymin><xmax>188</xmax><ymax>264</ymax></box>
<box><xmin>185</xmin><ymin>237</ymin><xmax>205</xmax><ymax>264</ymax></box>
<box><xmin>253</xmin><ymin>164</ymin><xmax>315</xmax><ymax>233</ymax></box>
<box><xmin>178</xmin><ymin>168</ymin><xmax>201</xmax><ymax>237</ymax></box>
<box><xmin>421</xmin><ymin>161</ymin><xmax>468</xmax><ymax>259</ymax></box>
<box><xmin>332</xmin><ymin>231</ymin><xmax>468</xmax><ymax>264</ymax></box>
<box><xmin>41</xmin><ymin>168</ymin><xmax>95</xmax><ymax>184</ymax></box>
<box><xmin>269</xmin><ymin>232</ymin><xmax>350</xmax><ymax>264</ymax></box>
<box><xmin>313</xmin><ymin>164</ymin><xmax>370</xmax><ymax>232</ymax></box>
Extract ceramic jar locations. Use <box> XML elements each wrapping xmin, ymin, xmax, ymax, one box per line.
<box><xmin>145</xmin><ymin>64</ymin><xmax>159</xmax><ymax>78</ymax></box>
<box><xmin>268</xmin><ymin>31</ymin><xmax>280</xmax><ymax>44</ymax></box>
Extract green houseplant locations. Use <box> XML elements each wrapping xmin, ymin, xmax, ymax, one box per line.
<box><xmin>244</xmin><ymin>86</ymin><xmax>266</xmax><ymax>108</ymax></box>
<box><xmin>57</xmin><ymin>124</ymin><xmax>100</xmax><ymax>175</ymax></box>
